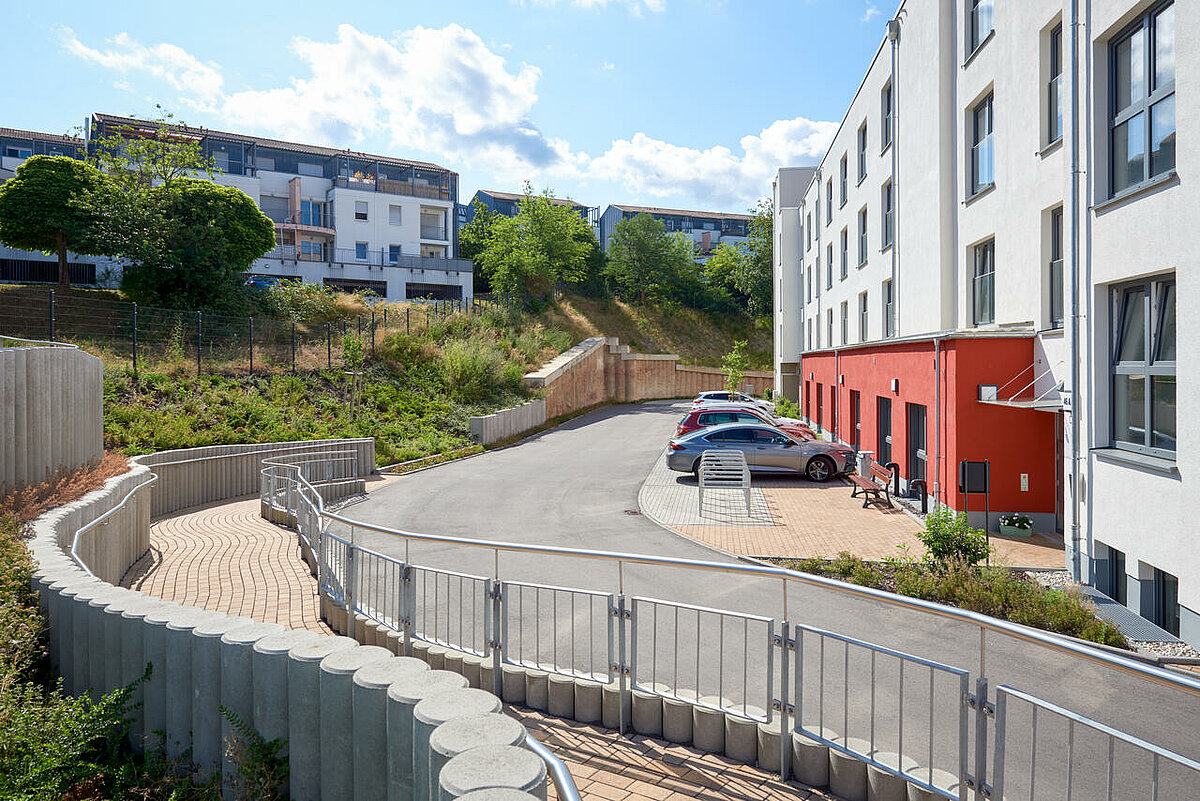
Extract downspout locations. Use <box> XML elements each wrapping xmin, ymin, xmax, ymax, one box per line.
<box><xmin>934</xmin><ymin>336</ymin><xmax>942</xmax><ymax>509</ymax></box>
<box><xmin>888</xmin><ymin>17</ymin><xmax>901</xmax><ymax>336</ymax></box>
<box><xmin>1068</xmin><ymin>0</ymin><xmax>1083</xmax><ymax>580</ymax></box>
<box><xmin>834</xmin><ymin>348</ymin><xmax>840</xmax><ymax>442</ymax></box>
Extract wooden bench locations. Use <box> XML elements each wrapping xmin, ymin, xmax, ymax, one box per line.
<box><xmin>698</xmin><ymin>450</ymin><xmax>752</xmax><ymax>515</ymax></box>
<box><xmin>850</xmin><ymin>460</ymin><xmax>894</xmax><ymax>509</ymax></box>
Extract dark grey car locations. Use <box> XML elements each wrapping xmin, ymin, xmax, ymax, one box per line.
<box><xmin>665</xmin><ymin>422</ymin><xmax>855</xmax><ymax>482</ymax></box>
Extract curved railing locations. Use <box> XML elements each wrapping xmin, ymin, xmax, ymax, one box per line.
<box><xmin>0</xmin><ymin>333</ymin><xmax>79</xmax><ymax>348</ymax></box>
<box><xmin>70</xmin><ymin>473</ymin><xmax>158</xmax><ymax>578</ymax></box>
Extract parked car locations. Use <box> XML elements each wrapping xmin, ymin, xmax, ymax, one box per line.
<box><xmin>674</xmin><ymin>406</ymin><xmax>815</xmax><ymax>441</ymax></box>
<box><xmin>666</xmin><ymin>423</ymin><xmax>855</xmax><ymax>482</ymax></box>
<box><xmin>691</xmin><ymin>390</ymin><xmax>775</xmax><ymax>414</ymax></box>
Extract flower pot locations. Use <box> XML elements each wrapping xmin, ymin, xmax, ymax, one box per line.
<box><xmin>999</xmin><ymin>523</ymin><xmax>1032</xmax><ymax>538</ymax></box>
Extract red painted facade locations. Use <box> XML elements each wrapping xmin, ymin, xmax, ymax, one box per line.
<box><xmin>800</xmin><ymin>336</ymin><xmax>1059</xmax><ymax>518</ymax></box>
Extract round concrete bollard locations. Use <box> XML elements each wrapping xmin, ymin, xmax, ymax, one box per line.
<box><xmin>480</xmin><ymin>660</ymin><xmax>498</xmax><ymax>696</ymax></box>
<box><xmin>573</xmin><ymin>679</ymin><xmax>603</xmax><ymax>724</ymax></box>
<box><xmin>867</xmin><ymin>752</ymin><xmax>919</xmax><ymax>801</ymax></box>
<box><xmin>426</xmin><ymin>644</ymin><xmax>449</xmax><ymax>671</ymax></box>
<box><xmin>632</xmin><ymin>683</ymin><xmax>669</xmax><ymax>737</ymax></box>
<box><xmin>162</xmin><ymin>606</ymin><xmax>216</xmax><ymax>758</ymax></box>
<box><xmin>386</xmin><ymin>670</ymin><xmax>471</xmax><ymax>801</ymax></box>
<box><xmin>692</xmin><ymin>695</ymin><xmax>729</xmax><ymax>753</ymax></box>
<box><xmin>353</xmin><ymin>657</ymin><xmax>430</xmax><ymax>801</ymax></box>
<box><xmin>429</xmin><ymin>713</ymin><xmax>526</xmax><ymax>791</ymax></box>
<box><xmin>386</xmin><ymin>629</ymin><xmax>404</xmax><ymax>655</ymax></box>
<box><xmin>58</xmin><ymin>580</ymin><xmax>97</xmax><ymax>696</ymax></box>
<box><xmin>45</xmin><ymin>576</ymin><xmax>75</xmax><ymax>678</ymax></box>
<box><xmin>547</xmin><ymin>674</ymin><xmax>575</xmax><ymax>718</ymax></box>
<box><xmin>792</xmin><ymin>726</ymin><xmax>838</xmax><ymax>788</ymax></box>
<box><xmin>602</xmin><ymin>681</ymin><xmax>630</xmax><ymax>731</ymax></box>
<box><xmin>95</xmin><ymin>588</ymin><xmax>139</xmax><ymax>694</ymax></box>
<box><xmin>354</xmin><ymin>613</ymin><xmax>373</xmax><ymax>643</ymax></box>
<box><xmin>501</xmin><ymin>665</ymin><xmax>527</xmax><ymax>704</ymax></box>
<box><xmin>411</xmin><ymin>639</ymin><xmax>432</xmax><ymax>664</ymax></box>
<box><xmin>524</xmin><ymin>670</ymin><xmax>550</xmax><ymax>711</ymax></box>
<box><xmin>724</xmin><ymin>705</ymin><xmax>765</xmax><ymax>763</ymax></box>
<box><xmin>829</xmin><ymin>736</ymin><xmax>872</xmax><ymax>801</ymax></box>
<box><xmin>437</xmin><ymin>745</ymin><xmax>547</xmax><ymax>801</ymax></box>
<box><xmin>142</xmin><ymin>601</ymin><xmax>184</xmax><ymax>740</ymax></box>
<box><xmin>443</xmin><ymin>649</ymin><xmax>466</xmax><ymax>677</ymax></box>
<box><xmin>318</xmin><ymin>645</ymin><xmax>395</xmax><ymax>801</ymax></box>
<box><xmin>118</xmin><ymin>596</ymin><xmax>172</xmax><ymax>749</ymax></box>
<box><xmin>662</xmin><ymin>690</ymin><xmax>698</xmax><ymax>744</ymax></box>
<box><xmin>69</xmin><ymin>581</ymin><xmax>109</xmax><ymax>698</ymax></box>
<box><xmin>252</xmin><ymin>629</ymin><xmax>325</xmax><ymax>795</ymax></box>
<box><xmin>906</xmin><ymin>767</ymin><xmax>962</xmax><ymax>801</ymax></box>
<box><xmin>287</xmin><ymin>635</ymin><xmax>360</xmax><ymax>801</ymax></box>
<box><xmin>221</xmin><ymin>621</ymin><xmax>287</xmax><ymax>789</ymax></box>
<box><xmin>458</xmin><ymin>791</ymin><xmax>542</xmax><ymax>801</ymax></box>
<box><xmin>372</xmin><ymin>621</ymin><xmax>391</xmax><ymax>648</ymax></box>
<box><xmin>85</xmin><ymin>586</ymin><xmax>131</xmax><ymax>699</ymax></box>
<box><xmin>755</xmin><ymin>715</ymin><xmax>794</xmax><ymax>773</ymax></box>
<box><xmin>413</xmin><ymin>688</ymin><xmax>504</xmax><ymax>801</ymax></box>
<box><xmin>462</xmin><ymin>654</ymin><xmax>485</xmax><ymax>689</ymax></box>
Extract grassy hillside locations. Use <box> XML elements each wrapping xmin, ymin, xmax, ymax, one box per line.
<box><xmin>538</xmin><ymin>292</ymin><xmax>772</xmax><ymax>370</ymax></box>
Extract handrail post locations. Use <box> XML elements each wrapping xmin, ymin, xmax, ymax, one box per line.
<box><xmin>346</xmin><ymin>523</ymin><xmax>357</xmax><ymax>638</ymax></box>
<box><xmin>778</xmin><ymin>618</ymin><xmax>792</xmax><ymax>781</ymax></box>
<box><xmin>491</xmin><ymin>573</ymin><xmax>504</xmax><ymax>698</ymax></box>
<box><xmin>617</xmin><ymin>593</ymin><xmax>630</xmax><ymax>734</ymax></box>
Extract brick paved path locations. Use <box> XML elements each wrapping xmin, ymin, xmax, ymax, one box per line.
<box><xmin>122</xmin><ymin>495</ymin><xmax>332</xmax><ymax>634</ymax></box>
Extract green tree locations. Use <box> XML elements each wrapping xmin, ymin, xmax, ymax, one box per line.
<box><xmin>722</xmin><ymin>340</ymin><xmax>750</xmax><ymax>393</ymax></box>
<box><xmin>478</xmin><ymin>186</ymin><xmax>594</xmax><ymax>299</ymax></box>
<box><xmin>703</xmin><ymin>241</ymin><xmax>748</xmax><ymax>300</ymax></box>
<box><xmin>459</xmin><ymin>199</ymin><xmax>500</xmax><ymax>293</ymax></box>
<box><xmin>732</xmin><ymin>199</ymin><xmax>773</xmax><ymax>317</ymax></box>
<box><xmin>119</xmin><ymin>179</ymin><xmax>275</xmax><ymax>309</ymax></box>
<box><xmin>604</xmin><ymin>213</ymin><xmax>695</xmax><ymax>305</ymax></box>
<box><xmin>87</xmin><ymin>107</ymin><xmax>216</xmax><ymax>186</ymax></box>
<box><xmin>0</xmin><ymin>156</ymin><xmax>110</xmax><ymax>288</ymax></box>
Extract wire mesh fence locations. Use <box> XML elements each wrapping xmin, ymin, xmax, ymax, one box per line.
<box><xmin>0</xmin><ymin>285</ymin><xmax>522</xmax><ymax>376</ymax></box>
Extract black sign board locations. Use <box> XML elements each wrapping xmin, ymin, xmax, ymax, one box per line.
<box><xmin>959</xmin><ymin>460</ymin><xmax>990</xmax><ymax>494</ymax></box>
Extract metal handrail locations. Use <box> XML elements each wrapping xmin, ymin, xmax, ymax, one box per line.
<box><xmin>0</xmin><ymin>334</ymin><xmax>79</xmax><ymax>349</ymax></box>
<box><xmin>262</xmin><ymin>458</ymin><xmax>1200</xmax><ymax>699</ymax></box>
<box><xmin>524</xmin><ymin>732</ymin><xmax>583</xmax><ymax>801</ymax></box>
<box><xmin>70</xmin><ymin>473</ymin><xmax>159</xmax><ymax>577</ymax></box>
<box><xmin>144</xmin><ymin>440</ymin><xmax>371</xmax><ymax>469</ymax></box>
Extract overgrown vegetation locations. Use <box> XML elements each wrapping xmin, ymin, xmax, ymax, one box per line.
<box><xmin>773</xmin><ymin>394</ymin><xmax>802</xmax><ymax>420</ymax></box>
<box><xmin>721</xmin><ymin>340</ymin><xmax>750</xmax><ymax>393</ymax></box>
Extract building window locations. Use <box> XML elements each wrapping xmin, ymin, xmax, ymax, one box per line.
<box><xmin>840</xmin><ymin>301</ymin><xmax>849</xmax><ymax>345</ymax></box>
<box><xmin>389</xmin><ymin>205</ymin><xmax>402</xmax><ymax>225</ymax></box>
<box><xmin>826</xmin><ymin>244</ymin><xmax>833</xmax><ymax>289</ymax></box>
<box><xmin>354</xmin><ymin>201</ymin><xmax>369</xmax><ymax>221</ymax></box>
<box><xmin>1110</xmin><ymin>3</ymin><xmax>1175</xmax><ymax>196</ymax></box>
<box><xmin>881</xmin><ymin>83</ymin><xmax>893</xmax><ymax>149</ymax></box>
<box><xmin>973</xmin><ymin>239</ymin><xmax>995</xmax><ymax>326</ymax></box>
<box><xmin>1111</xmin><ymin>276</ymin><xmax>1175</xmax><ymax>457</ymax></box>
<box><xmin>1048</xmin><ymin>24</ymin><xmax>1064</xmax><ymax>144</ymax></box>
<box><xmin>300</xmin><ymin>200</ymin><xmax>325</xmax><ymax>227</ymax></box>
<box><xmin>972</xmin><ymin>93</ymin><xmax>995</xmax><ymax>195</ymax></box>
<box><xmin>807</xmin><ymin>319</ymin><xmax>813</xmax><ymax>351</ymax></box>
<box><xmin>806</xmin><ymin>213</ymin><xmax>812</xmax><ymax>250</ymax></box>
<box><xmin>388</xmin><ymin>244</ymin><xmax>401</xmax><ymax>263</ymax></box>
<box><xmin>1150</xmin><ymin>566</ymin><xmax>1180</xmax><ymax>636</ymax></box>
<box><xmin>840</xmin><ymin>229</ymin><xmax>848</xmax><ymax>279</ymax></box>
<box><xmin>826</xmin><ymin>180</ymin><xmax>833</xmax><ymax>224</ymax></box>
<box><xmin>970</xmin><ymin>0</ymin><xmax>994</xmax><ymax>52</ymax></box>
<box><xmin>859</xmin><ymin>292</ymin><xmax>869</xmax><ymax>341</ymax></box>
<box><xmin>298</xmin><ymin>161</ymin><xmax>322</xmax><ymax>177</ymax></box>
<box><xmin>857</xmin><ymin>207</ymin><xmax>868</xmax><ymax>265</ymax></box>
<box><xmin>5</xmin><ymin>146</ymin><xmax>33</xmax><ymax>158</ymax></box>
<box><xmin>882</xmin><ymin>182</ymin><xmax>894</xmax><ymax>248</ymax></box>
<box><xmin>807</xmin><ymin>267</ymin><xmax>812</xmax><ymax>302</ymax></box>
<box><xmin>355</xmin><ymin>241</ymin><xmax>368</xmax><ymax>260</ymax></box>
<box><xmin>827</xmin><ymin>309</ymin><xmax>834</xmax><ymax>346</ymax></box>
<box><xmin>857</xmin><ymin>123</ymin><xmax>868</xmax><ymax>182</ymax></box>
<box><xmin>840</xmin><ymin>156</ymin><xmax>848</xmax><ymax>207</ymax></box>
<box><xmin>883</xmin><ymin>278</ymin><xmax>895</xmax><ymax>337</ymax></box>
<box><xmin>1049</xmin><ymin>207</ymin><xmax>1064</xmax><ymax>328</ymax></box>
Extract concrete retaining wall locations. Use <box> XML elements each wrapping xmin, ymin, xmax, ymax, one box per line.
<box><xmin>0</xmin><ymin>344</ymin><xmax>102</xmax><ymax>493</ymax></box>
<box><xmin>469</xmin><ymin>337</ymin><xmax>774</xmax><ymax>444</ymax></box>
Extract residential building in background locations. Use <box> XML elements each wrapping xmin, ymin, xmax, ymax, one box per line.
<box><xmin>772</xmin><ymin>166</ymin><xmax>817</xmax><ymax>401</ymax></box>
<box><xmin>598</xmin><ymin>204</ymin><xmax>753</xmax><ymax>260</ymax></box>
<box><xmin>773</xmin><ymin>0</ymin><xmax>1195</xmax><ymax>644</ymax></box>
<box><xmin>467</xmin><ymin>189</ymin><xmax>597</xmax><ymax>227</ymax></box>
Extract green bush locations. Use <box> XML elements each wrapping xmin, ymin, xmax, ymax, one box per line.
<box><xmin>773</xmin><ymin>395</ymin><xmax>801</xmax><ymax>420</ymax></box>
<box><xmin>919</xmin><ymin>506</ymin><xmax>991</xmax><ymax>567</ymax></box>
<box><xmin>440</xmin><ymin>340</ymin><xmax>507</xmax><ymax>403</ymax></box>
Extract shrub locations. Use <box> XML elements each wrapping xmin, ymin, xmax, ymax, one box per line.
<box><xmin>919</xmin><ymin>506</ymin><xmax>991</xmax><ymax>567</ymax></box>
<box><xmin>440</xmin><ymin>340</ymin><xmax>506</xmax><ymax>403</ymax></box>
<box><xmin>774</xmin><ymin>395</ymin><xmax>801</xmax><ymax>420</ymax></box>
<box><xmin>999</xmin><ymin>513</ymin><xmax>1033</xmax><ymax>530</ymax></box>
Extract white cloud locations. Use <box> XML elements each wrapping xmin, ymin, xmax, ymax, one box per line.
<box><xmin>57</xmin><ymin>26</ymin><xmax>224</xmax><ymax>105</ymax></box>
<box><xmin>861</xmin><ymin>3</ymin><xmax>881</xmax><ymax>23</ymax></box>
<box><xmin>599</xmin><ymin>61</ymin><xmax>616</xmax><ymax>71</ymax></box>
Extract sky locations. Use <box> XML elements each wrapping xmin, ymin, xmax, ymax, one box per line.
<box><xmin>2</xmin><ymin>0</ymin><xmax>891</xmax><ymax>214</ymax></box>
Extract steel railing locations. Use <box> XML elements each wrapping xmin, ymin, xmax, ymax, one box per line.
<box><xmin>70</xmin><ymin>473</ymin><xmax>159</xmax><ymax>578</ymax></box>
<box><xmin>1</xmin><ymin>333</ymin><xmax>80</xmax><ymax>349</ymax></box>
<box><xmin>261</xmin><ymin>450</ymin><xmax>1200</xmax><ymax>800</ymax></box>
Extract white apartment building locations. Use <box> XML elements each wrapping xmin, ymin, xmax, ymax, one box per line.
<box><xmin>774</xmin><ymin>0</ymin><xmax>1195</xmax><ymax>644</ymax></box>
<box><xmin>597</xmin><ymin>204</ymin><xmax>752</xmax><ymax>260</ymax></box>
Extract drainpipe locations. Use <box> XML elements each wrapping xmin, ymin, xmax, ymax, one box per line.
<box><xmin>888</xmin><ymin>17</ymin><xmax>901</xmax><ymax>336</ymax></box>
<box><xmin>833</xmin><ymin>348</ymin><xmax>840</xmax><ymax>442</ymax></box>
<box><xmin>933</xmin><ymin>336</ymin><xmax>942</xmax><ymax>509</ymax></box>
<box><xmin>1068</xmin><ymin>0</ymin><xmax>1083</xmax><ymax>581</ymax></box>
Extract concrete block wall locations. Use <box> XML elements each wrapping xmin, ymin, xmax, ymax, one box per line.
<box><xmin>0</xmin><ymin>344</ymin><xmax>103</xmax><ymax>493</ymax></box>
<box><xmin>468</xmin><ymin>400</ymin><xmax>547</xmax><ymax>447</ymax></box>
<box><xmin>30</xmin><ymin>464</ymin><xmax>546</xmax><ymax>801</ymax></box>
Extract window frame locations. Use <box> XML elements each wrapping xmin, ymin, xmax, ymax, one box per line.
<box><xmin>354</xmin><ymin>241</ymin><xmax>369</xmax><ymax>261</ymax></box>
<box><xmin>826</xmin><ymin>244</ymin><xmax>834</xmax><ymax>289</ymax></box>
<box><xmin>883</xmin><ymin>278</ymin><xmax>895</xmax><ymax>337</ymax></box>
<box><xmin>857</xmin><ymin>123</ymin><xmax>868</xmax><ymax>182</ymax></box>
<box><xmin>1049</xmin><ymin>207</ymin><xmax>1064</xmax><ymax>328</ymax></box>
<box><xmin>1109</xmin><ymin>2</ymin><xmax>1175</xmax><ymax>198</ymax></box>
<box><xmin>840</xmin><ymin>156</ymin><xmax>848</xmax><ymax>207</ymax></box>
<box><xmin>826</xmin><ymin>179</ymin><xmax>833</xmax><ymax>224</ymax></box>
<box><xmin>389</xmin><ymin>204</ymin><xmax>403</xmax><ymax>225</ymax></box>
<box><xmin>859</xmin><ymin>291</ymin><xmax>869</xmax><ymax>342</ymax></box>
<box><xmin>881</xmin><ymin>83</ymin><xmax>893</xmax><ymax>151</ymax></box>
<box><xmin>840</xmin><ymin>300</ymin><xmax>849</xmax><ymax>345</ymax></box>
<box><xmin>972</xmin><ymin>239</ymin><xmax>996</xmax><ymax>326</ymax></box>
<box><xmin>1047</xmin><ymin>24</ymin><xmax>1065</xmax><ymax>145</ymax></box>
<box><xmin>840</xmin><ymin>228</ymin><xmax>849</xmax><ymax>279</ymax></box>
<box><xmin>971</xmin><ymin>93</ymin><xmax>995</xmax><ymax>196</ymax></box>
<box><xmin>354</xmin><ymin>200</ymin><xmax>370</xmax><ymax>221</ymax></box>
<box><xmin>857</xmin><ymin>207</ymin><xmax>868</xmax><ymax>265</ymax></box>
<box><xmin>970</xmin><ymin>0</ymin><xmax>994</xmax><ymax>53</ymax></box>
<box><xmin>881</xmin><ymin>182</ymin><xmax>894</xmax><ymax>248</ymax></box>
<box><xmin>1110</xmin><ymin>275</ymin><xmax>1176</xmax><ymax>458</ymax></box>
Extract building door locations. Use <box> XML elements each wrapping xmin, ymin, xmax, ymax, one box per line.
<box><xmin>805</xmin><ymin>381</ymin><xmax>811</xmax><ymax>422</ymax></box>
<box><xmin>1153</xmin><ymin>568</ymin><xmax>1180</xmax><ymax>636</ymax></box>
<box><xmin>816</xmin><ymin>384</ymin><xmax>824</xmax><ymax>431</ymax></box>
<box><xmin>1106</xmin><ymin>545</ymin><xmax>1127</xmax><ymax>605</ymax></box>
<box><xmin>850</xmin><ymin>391</ymin><xmax>861</xmax><ymax>451</ymax></box>
<box><xmin>907</xmin><ymin>403</ymin><xmax>927</xmax><ymax>486</ymax></box>
<box><xmin>877</xmin><ymin>397</ymin><xmax>892</xmax><ymax>465</ymax></box>
<box><xmin>1055</xmin><ymin>413</ymin><xmax>1065</xmax><ymax>534</ymax></box>
<box><xmin>831</xmin><ymin>389</ymin><xmax>838</xmax><ymax>441</ymax></box>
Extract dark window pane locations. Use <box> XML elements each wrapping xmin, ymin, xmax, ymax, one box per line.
<box><xmin>1152</xmin><ymin>375</ymin><xmax>1176</xmax><ymax>451</ymax></box>
<box><xmin>723</xmin><ymin>428</ymin><xmax>755</xmax><ymax>443</ymax></box>
<box><xmin>1156</xmin><ymin>284</ymin><xmax>1176</xmax><ymax>362</ymax></box>
<box><xmin>1117</xmin><ymin>287</ymin><xmax>1146</xmax><ymax>362</ymax></box>
<box><xmin>1114</xmin><ymin>28</ymin><xmax>1145</xmax><ymax>112</ymax></box>
<box><xmin>1113</xmin><ymin>374</ymin><xmax>1146</xmax><ymax>445</ymax></box>
<box><xmin>1112</xmin><ymin>113</ymin><xmax>1146</xmax><ymax>193</ymax></box>
<box><xmin>1155</xmin><ymin>5</ymin><xmax>1175</xmax><ymax>89</ymax></box>
<box><xmin>1150</xmin><ymin>96</ymin><xmax>1175</xmax><ymax>176</ymax></box>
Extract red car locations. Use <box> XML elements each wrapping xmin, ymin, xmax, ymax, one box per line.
<box><xmin>675</xmin><ymin>406</ymin><xmax>815</xmax><ymax>440</ymax></box>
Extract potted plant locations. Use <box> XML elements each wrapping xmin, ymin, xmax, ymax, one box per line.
<box><xmin>998</xmin><ymin>513</ymin><xmax>1034</xmax><ymax>537</ymax></box>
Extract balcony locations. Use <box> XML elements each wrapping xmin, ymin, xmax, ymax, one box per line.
<box><xmin>263</xmin><ymin>209</ymin><xmax>335</xmax><ymax>236</ymax></box>
<box><xmin>420</xmin><ymin>224</ymin><xmax>447</xmax><ymax>241</ymax></box>
<box><xmin>332</xmin><ymin>176</ymin><xmax>451</xmax><ymax>200</ymax></box>
<box><xmin>260</xmin><ymin>245</ymin><xmax>472</xmax><ymax>274</ymax></box>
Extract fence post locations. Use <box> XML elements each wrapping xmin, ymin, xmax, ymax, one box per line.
<box><xmin>248</xmin><ymin>317</ymin><xmax>254</xmax><ymax>376</ymax></box>
<box><xmin>48</xmin><ymin>289</ymin><xmax>55</xmax><ymax>340</ymax></box>
<box><xmin>327</xmin><ymin>323</ymin><xmax>332</xmax><ymax>369</ymax></box>
<box><xmin>406</xmin><ymin>307</ymin><xmax>410</xmax><ymax>335</ymax></box>
<box><xmin>132</xmin><ymin>302</ymin><xmax>138</xmax><ymax>375</ymax></box>
<box><xmin>357</xmin><ymin>316</ymin><xmax>362</xmax><ymax>337</ymax></box>
<box><xmin>383</xmin><ymin>308</ymin><xmax>388</xmax><ymax>328</ymax></box>
<box><xmin>370</xmin><ymin>311</ymin><xmax>376</xmax><ymax>357</ymax></box>
<box><xmin>291</xmin><ymin>322</ymin><xmax>296</xmax><ymax>373</ymax></box>
<box><xmin>196</xmin><ymin>311</ymin><xmax>202</xmax><ymax>377</ymax></box>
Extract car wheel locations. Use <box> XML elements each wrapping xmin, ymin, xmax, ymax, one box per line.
<box><xmin>691</xmin><ymin>459</ymin><xmax>701</xmax><ymax>478</ymax></box>
<box><xmin>805</xmin><ymin>455</ymin><xmax>835</xmax><ymax>482</ymax></box>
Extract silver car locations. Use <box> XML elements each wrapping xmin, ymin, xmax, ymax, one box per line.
<box><xmin>691</xmin><ymin>390</ymin><xmax>775</xmax><ymax>415</ymax></box>
<box><xmin>666</xmin><ymin>422</ymin><xmax>854</xmax><ymax>482</ymax></box>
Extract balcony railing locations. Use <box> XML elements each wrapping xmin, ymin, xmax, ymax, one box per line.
<box><xmin>264</xmin><ymin>209</ymin><xmax>335</xmax><ymax>230</ymax></box>
<box><xmin>972</xmin><ymin>134</ymin><xmax>995</xmax><ymax>195</ymax></box>
<box><xmin>332</xmin><ymin>176</ymin><xmax>451</xmax><ymax>200</ymax></box>
<box><xmin>420</xmin><ymin>224</ymin><xmax>447</xmax><ymax>240</ymax></box>
<box><xmin>258</xmin><ymin>245</ymin><xmax>471</xmax><ymax>273</ymax></box>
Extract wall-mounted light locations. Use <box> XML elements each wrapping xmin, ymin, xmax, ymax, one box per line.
<box><xmin>839</xmin><ymin>374</ymin><xmax>845</xmax><ymax>385</ymax></box>
<box><xmin>891</xmin><ymin>378</ymin><xmax>899</xmax><ymax>393</ymax></box>
<box><xmin>978</xmin><ymin>384</ymin><xmax>998</xmax><ymax>401</ymax></box>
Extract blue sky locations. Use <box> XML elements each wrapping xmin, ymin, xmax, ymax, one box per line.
<box><xmin>2</xmin><ymin>0</ymin><xmax>890</xmax><ymax>213</ymax></box>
